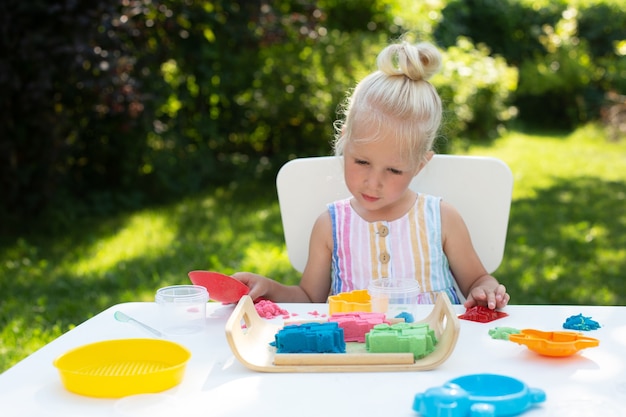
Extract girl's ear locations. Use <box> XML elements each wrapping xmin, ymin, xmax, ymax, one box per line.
<box><xmin>413</xmin><ymin>151</ymin><xmax>434</xmax><ymax>176</ymax></box>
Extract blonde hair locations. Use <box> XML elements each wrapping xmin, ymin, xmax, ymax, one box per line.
<box><xmin>333</xmin><ymin>40</ymin><xmax>443</xmax><ymax>168</ymax></box>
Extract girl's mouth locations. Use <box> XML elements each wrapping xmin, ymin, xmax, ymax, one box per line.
<box><xmin>362</xmin><ymin>193</ymin><xmax>380</xmax><ymax>203</ymax></box>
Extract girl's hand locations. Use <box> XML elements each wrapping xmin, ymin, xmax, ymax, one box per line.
<box><xmin>231</xmin><ymin>272</ymin><xmax>272</xmax><ymax>303</ymax></box>
<box><xmin>464</xmin><ymin>284</ymin><xmax>509</xmax><ymax>310</ymax></box>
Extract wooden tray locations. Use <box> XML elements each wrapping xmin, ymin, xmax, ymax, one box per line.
<box><xmin>224</xmin><ymin>294</ymin><xmax>460</xmax><ymax>372</ymax></box>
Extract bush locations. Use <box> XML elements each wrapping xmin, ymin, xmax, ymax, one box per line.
<box><xmin>434</xmin><ymin>37</ymin><xmax>518</xmax><ymax>143</ymax></box>
<box><xmin>434</xmin><ymin>0</ymin><xmax>626</xmax><ymax>130</ymax></box>
<box><xmin>3</xmin><ymin>0</ymin><xmax>622</xmax><ymax>229</ymax></box>
<box><xmin>0</xmin><ymin>0</ymin><xmax>151</xmax><ymax>221</ymax></box>
<box><xmin>434</xmin><ymin>0</ymin><xmax>565</xmax><ymax>66</ymax></box>
<box><xmin>0</xmin><ymin>0</ymin><xmax>396</xmax><ymax>227</ymax></box>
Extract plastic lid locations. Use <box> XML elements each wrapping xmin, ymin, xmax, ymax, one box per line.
<box><xmin>155</xmin><ymin>285</ymin><xmax>208</xmax><ymax>304</ymax></box>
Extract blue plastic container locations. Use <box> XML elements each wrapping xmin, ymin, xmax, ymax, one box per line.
<box><xmin>412</xmin><ymin>373</ymin><xmax>546</xmax><ymax>417</ymax></box>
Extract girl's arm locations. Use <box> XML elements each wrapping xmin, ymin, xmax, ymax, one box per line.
<box><xmin>440</xmin><ymin>201</ymin><xmax>510</xmax><ymax>309</ymax></box>
<box><xmin>233</xmin><ymin>211</ymin><xmax>334</xmax><ymax>303</ymax></box>
<box><xmin>297</xmin><ymin>211</ymin><xmax>334</xmax><ymax>302</ymax></box>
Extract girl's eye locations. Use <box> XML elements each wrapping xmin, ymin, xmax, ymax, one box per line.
<box><xmin>355</xmin><ymin>159</ymin><xmax>368</xmax><ymax>165</ymax></box>
<box><xmin>389</xmin><ymin>168</ymin><xmax>403</xmax><ymax>175</ymax></box>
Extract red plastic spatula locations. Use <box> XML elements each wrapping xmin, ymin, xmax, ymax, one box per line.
<box><xmin>188</xmin><ymin>270</ymin><xmax>250</xmax><ymax>304</ymax></box>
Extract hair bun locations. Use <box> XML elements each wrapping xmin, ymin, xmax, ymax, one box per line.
<box><xmin>376</xmin><ymin>41</ymin><xmax>442</xmax><ymax>81</ymax></box>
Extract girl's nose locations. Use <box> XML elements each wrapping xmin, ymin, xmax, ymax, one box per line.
<box><xmin>365</xmin><ymin>169</ymin><xmax>383</xmax><ymax>188</ymax></box>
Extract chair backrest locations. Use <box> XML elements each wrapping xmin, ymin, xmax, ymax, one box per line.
<box><xmin>276</xmin><ymin>155</ymin><xmax>513</xmax><ymax>275</ymax></box>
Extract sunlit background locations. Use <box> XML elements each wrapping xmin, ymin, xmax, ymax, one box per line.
<box><xmin>1</xmin><ymin>0</ymin><xmax>625</xmax><ymax>372</ymax></box>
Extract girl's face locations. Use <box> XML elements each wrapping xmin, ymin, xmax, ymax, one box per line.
<box><xmin>343</xmin><ymin>131</ymin><xmax>421</xmax><ymax>221</ymax></box>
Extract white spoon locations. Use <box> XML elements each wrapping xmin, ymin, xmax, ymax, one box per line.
<box><xmin>114</xmin><ymin>311</ymin><xmax>163</xmax><ymax>337</ymax></box>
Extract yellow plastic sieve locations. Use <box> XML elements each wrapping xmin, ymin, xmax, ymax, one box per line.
<box><xmin>53</xmin><ymin>338</ymin><xmax>191</xmax><ymax>398</ymax></box>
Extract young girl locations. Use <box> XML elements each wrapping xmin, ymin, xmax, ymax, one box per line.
<box><xmin>234</xmin><ymin>39</ymin><xmax>510</xmax><ymax>310</ymax></box>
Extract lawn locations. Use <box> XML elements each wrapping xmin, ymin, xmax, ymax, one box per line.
<box><xmin>1</xmin><ymin>123</ymin><xmax>625</xmax><ymax>373</ymax></box>
<box><xmin>464</xmin><ymin>124</ymin><xmax>626</xmax><ymax>306</ymax></box>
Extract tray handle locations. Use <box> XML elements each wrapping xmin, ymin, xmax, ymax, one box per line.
<box><xmin>414</xmin><ymin>292</ymin><xmax>461</xmax><ymax>368</ymax></box>
<box><xmin>225</xmin><ymin>296</ymin><xmax>281</xmax><ymax>371</ymax></box>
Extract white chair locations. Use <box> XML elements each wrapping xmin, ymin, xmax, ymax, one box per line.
<box><xmin>276</xmin><ymin>155</ymin><xmax>513</xmax><ymax>299</ymax></box>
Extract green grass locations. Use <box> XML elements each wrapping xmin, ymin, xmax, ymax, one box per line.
<box><xmin>464</xmin><ymin>123</ymin><xmax>626</xmax><ymax>305</ymax></box>
<box><xmin>1</xmin><ymin>123</ymin><xmax>625</xmax><ymax>373</ymax></box>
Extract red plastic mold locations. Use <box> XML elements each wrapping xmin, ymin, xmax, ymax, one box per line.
<box><xmin>458</xmin><ymin>306</ymin><xmax>508</xmax><ymax>323</ymax></box>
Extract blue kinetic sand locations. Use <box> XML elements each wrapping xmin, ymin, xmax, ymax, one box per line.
<box><xmin>365</xmin><ymin>322</ymin><xmax>437</xmax><ymax>359</ymax></box>
<box><xmin>271</xmin><ymin>322</ymin><xmax>346</xmax><ymax>353</ymax></box>
<box><xmin>563</xmin><ymin>314</ymin><xmax>601</xmax><ymax>331</ymax></box>
<box><xmin>413</xmin><ymin>374</ymin><xmax>546</xmax><ymax>417</ymax></box>
<box><xmin>395</xmin><ymin>311</ymin><xmax>415</xmax><ymax>323</ymax></box>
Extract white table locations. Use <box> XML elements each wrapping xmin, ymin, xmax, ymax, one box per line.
<box><xmin>1</xmin><ymin>302</ymin><xmax>625</xmax><ymax>417</ymax></box>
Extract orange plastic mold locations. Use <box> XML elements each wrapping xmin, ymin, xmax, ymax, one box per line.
<box><xmin>509</xmin><ymin>329</ymin><xmax>599</xmax><ymax>357</ymax></box>
<box><xmin>328</xmin><ymin>289</ymin><xmax>371</xmax><ymax>314</ymax></box>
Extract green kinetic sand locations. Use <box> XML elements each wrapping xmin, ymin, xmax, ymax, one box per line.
<box><xmin>365</xmin><ymin>322</ymin><xmax>437</xmax><ymax>359</ymax></box>
<box><xmin>488</xmin><ymin>327</ymin><xmax>521</xmax><ymax>340</ymax></box>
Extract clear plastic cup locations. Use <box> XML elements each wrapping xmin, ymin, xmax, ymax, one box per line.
<box><xmin>368</xmin><ymin>278</ymin><xmax>421</xmax><ymax>320</ymax></box>
<box><xmin>155</xmin><ymin>285</ymin><xmax>208</xmax><ymax>335</ymax></box>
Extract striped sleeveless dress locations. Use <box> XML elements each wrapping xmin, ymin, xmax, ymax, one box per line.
<box><xmin>328</xmin><ymin>194</ymin><xmax>461</xmax><ymax>304</ymax></box>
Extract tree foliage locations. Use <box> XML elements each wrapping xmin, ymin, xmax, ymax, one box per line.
<box><xmin>434</xmin><ymin>0</ymin><xmax>626</xmax><ymax>128</ymax></box>
<box><xmin>0</xmin><ymin>0</ymin><xmax>395</xmax><ymax>227</ymax></box>
<box><xmin>1</xmin><ymin>0</ymin><xmax>623</xmax><ymax>229</ymax></box>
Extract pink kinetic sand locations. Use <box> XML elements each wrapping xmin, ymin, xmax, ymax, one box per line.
<box><xmin>329</xmin><ymin>312</ymin><xmax>388</xmax><ymax>342</ymax></box>
<box><xmin>254</xmin><ymin>299</ymin><xmax>290</xmax><ymax>319</ymax></box>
